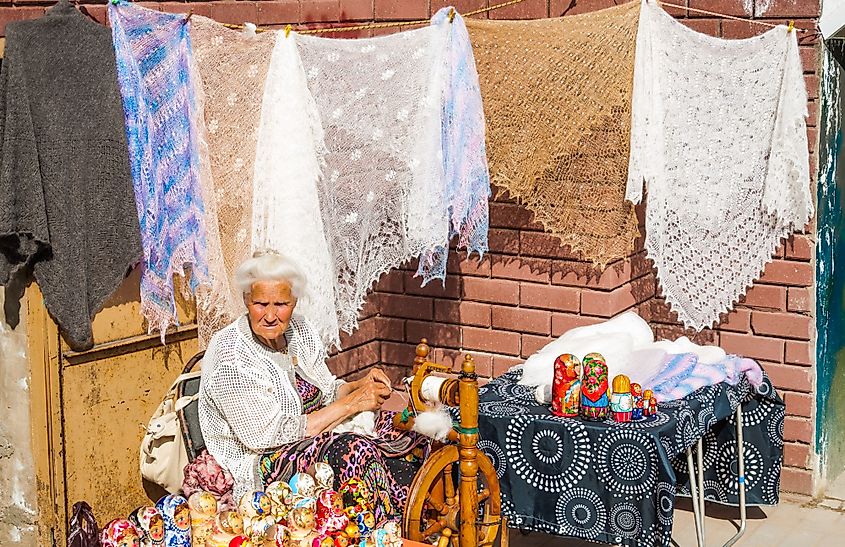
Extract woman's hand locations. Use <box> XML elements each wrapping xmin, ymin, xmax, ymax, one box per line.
<box><xmin>346</xmin><ymin>381</ymin><xmax>392</xmax><ymax>413</ymax></box>
<box><xmin>363</xmin><ymin>367</ymin><xmax>392</xmax><ymax>390</ymax></box>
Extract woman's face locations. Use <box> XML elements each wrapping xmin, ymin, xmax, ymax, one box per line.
<box><xmin>245</xmin><ymin>280</ymin><xmax>296</xmax><ymax>345</ymax></box>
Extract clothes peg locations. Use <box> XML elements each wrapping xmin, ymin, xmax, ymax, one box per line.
<box><xmin>787</xmin><ymin>20</ymin><xmax>794</xmax><ymax>33</ymax></box>
<box><xmin>285</xmin><ymin>24</ymin><xmax>292</xmax><ymax>38</ymax></box>
<box><xmin>448</xmin><ymin>7</ymin><xmax>456</xmax><ymax>23</ymax></box>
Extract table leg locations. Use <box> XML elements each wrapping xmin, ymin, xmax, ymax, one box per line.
<box><xmin>686</xmin><ymin>447</ymin><xmax>704</xmax><ymax>547</ymax></box>
<box><xmin>697</xmin><ymin>437</ymin><xmax>706</xmax><ymax>542</ymax></box>
<box><xmin>722</xmin><ymin>406</ymin><xmax>747</xmax><ymax>547</ymax></box>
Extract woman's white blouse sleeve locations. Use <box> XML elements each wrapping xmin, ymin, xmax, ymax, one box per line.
<box><xmin>206</xmin><ymin>361</ymin><xmax>307</xmax><ymax>450</ymax></box>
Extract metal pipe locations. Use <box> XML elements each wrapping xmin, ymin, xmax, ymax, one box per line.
<box><xmin>723</xmin><ymin>406</ymin><xmax>747</xmax><ymax>547</ymax></box>
<box><xmin>697</xmin><ymin>437</ymin><xmax>706</xmax><ymax>541</ymax></box>
<box><xmin>686</xmin><ymin>447</ymin><xmax>704</xmax><ymax>547</ymax></box>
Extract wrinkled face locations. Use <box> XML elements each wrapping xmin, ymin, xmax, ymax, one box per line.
<box><xmin>245</xmin><ymin>280</ymin><xmax>296</xmax><ymax>344</ymax></box>
<box><xmin>149</xmin><ymin>516</ymin><xmax>164</xmax><ymax>540</ymax></box>
<box><xmin>174</xmin><ymin>505</ymin><xmax>190</xmax><ymax>530</ymax></box>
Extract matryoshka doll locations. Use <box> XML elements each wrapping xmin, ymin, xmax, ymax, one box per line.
<box><xmin>354</xmin><ymin>511</ymin><xmax>375</xmax><ymax>540</ymax></box>
<box><xmin>101</xmin><ymin>519</ymin><xmax>141</xmax><ymax>547</ymax></box>
<box><xmin>289</xmin><ymin>473</ymin><xmax>317</xmax><ymax>502</ymax></box>
<box><xmin>239</xmin><ymin>492</ymin><xmax>274</xmax><ymax>543</ymax></box>
<box><xmin>311</xmin><ymin>535</ymin><xmax>334</xmax><ymax>547</ymax></box>
<box><xmin>643</xmin><ymin>389</ymin><xmax>654</xmax><ymax>417</ymax></box>
<box><xmin>288</xmin><ymin>498</ymin><xmax>318</xmax><ymax>544</ymax></box>
<box><xmin>610</xmin><ymin>374</ymin><xmax>633</xmax><ymax>423</ymax></box>
<box><xmin>551</xmin><ymin>354</ymin><xmax>581</xmax><ymax>417</ymax></box>
<box><xmin>580</xmin><ymin>353</ymin><xmax>609</xmax><ymax>420</ymax></box>
<box><xmin>205</xmin><ymin>511</ymin><xmax>243</xmax><ymax>547</ymax></box>
<box><xmin>269</xmin><ymin>524</ymin><xmax>291</xmax><ymax>547</ymax></box>
<box><xmin>310</xmin><ymin>463</ymin><xmax>335</xmax><ymax>494</ymax></box>
<box><xmin>188</xmin><ymin>491</ymin><xmax>218</xmax><ymax>547</ymax></box>
<box><xmin>316</xmin><ymin>490</ymin><xmax>348</xmax><ymax>534</ymax></box>
<box><xmin>156</xmin><ymin>494</ymin><xmax>192</xmax><ymax>547</ymax></box>
<box><xmin>338</xmin><ymin>478</ymin><xmax>372</xmax><ymax>513</ymax></box>
<box><xmin>649</xmin><ymin>395</ymin><xmax>658</xmax><ymax>417</ymax></box>
<box><xmin>129</xmin><ymin>506</ymin><xmax>165</xmax><ymax>547</ymax></box>
<box><xmin>265</xmin><ymin>481</ymin><xmax>294</xmax><ymax>523</ymax></box>
<box><xmin>370</xmin><ymin>521</ymin><xmax>401</xmax><ymax>547</ymax></box>
<box><xmin>630</xmin><ymin>383</ymin><xmax>644</xmax><ymax>421</ymax></box>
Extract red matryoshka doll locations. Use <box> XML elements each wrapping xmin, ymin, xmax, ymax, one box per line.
<box><xmin>227</xmin><ymin>536</ymin><xmax>252</xmax><ymax>547</ymax></box>
<box><xmin>551</xmin><ymin>354</ymin><xmax>582</xmax><ymax>417</ymax></box>
<box><xmin>316</xmin><ymin>490</ymin><xmax>348</xmax><ymax>535</ymax></box>
<box><xmin>101</xmin><ymin>519</ymin><xmax>141</xmax><ymax>547</ymax></box>
<box><xmin>643</xmin><ymin>389</ymin><xmax>654</xmax><ymax>417</ymax></box>
<box><xmin>580</xmin><ymin>353</ymin><xmax>609</xmax><ymax>420</ymax></box>
<box><xmin>630</xmin><ymin>383</ymin><xmax>644</xmax><ymax>421</ymax></box>
<box><xmin>312</xmin><ymin>535</ymin><xmax>335</xmax><ymax>547</ymax></box>
<box><xmin>649</xmin><ymin>395</ymin><xmax>658</xmax><ymax>417</ymax></box>
<box><xmin>610</xmin><ymin>375</ymin><xmax>633</xmax><ymax>423</ymax></box>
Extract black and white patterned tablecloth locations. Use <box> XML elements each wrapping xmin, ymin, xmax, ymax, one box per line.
<box><xmin>453</xmin><ymin>369</ymin><xmax>784</xmax><ymax>547</ymax></box>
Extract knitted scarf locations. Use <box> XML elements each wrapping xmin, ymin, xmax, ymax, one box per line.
<box><xmin>466</xmin><ymin>2</ymin><xmax>641</xmax><ymax>268</ymax></box>
<box><xmin>627</xmin><ymin>0</ymin><xmax>812</xmax><ymax>330</ymax></box>
<box><xmin>110</xmin><ymin>1</ymin><xmax>214</xmax><ymax>338</ymax></box>
<box><xmin>416</xmin><ymin>9</ymin><xmax>491</xmax><ymax>285</ymax></box>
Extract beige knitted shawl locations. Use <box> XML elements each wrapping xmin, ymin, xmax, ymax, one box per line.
<box><xmin>466</xmin><ymin>2</ymin><xmax>640</xmax><ymax>267</ymax></box>
<box><xmin>190</xmin><ymin>17</ymin><xmax>276</xmax><ymax>343</ymax></box>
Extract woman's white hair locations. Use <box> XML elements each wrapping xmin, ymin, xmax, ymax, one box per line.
<box><xmin>234</xmin><ymin>250</ymin><xmax>307</xmax><ymax>299</ymax></box>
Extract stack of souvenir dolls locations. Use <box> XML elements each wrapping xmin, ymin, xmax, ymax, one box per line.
<box><xmin>99</xmin><ymin>464</ymin><xmax>403</xmax><ymax>547</ymax></box>
<box><xmin>550</xmin><ymin>352</ymin><xmax>658</xmax><ymax>422</ymax></box>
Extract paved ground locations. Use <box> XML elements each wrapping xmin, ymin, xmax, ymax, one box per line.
<box><xmin>506</xmin><ymin>495</ymin><xmax>845</xmax><ymax>546</ymax></box>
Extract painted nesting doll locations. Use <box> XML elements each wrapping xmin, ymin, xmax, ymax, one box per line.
<box><xmin>551</xmin><ymin>353</ymin><xmax>581</xmax><ymax>417</ymax></box>
<box><xmin>205</xmin><ymin>511</ymin><xmax>243</xmax><ymax>547</ymax></box>
<box><xmin>312</xmin><ymin>534</ymin><xmax>335</xmax><ymax>547</ymax></box>
<box><xmin>339</xmin><ymin>478</ymin><xmax>372</xmax><ymax>514</ymax></box>
<box><xmin>288</xmin><ymin>499</ymin><xmax>318</xmax><ymax>544</ymax></box>
<box><xmin>316</xmin><ymin>490</ymin><xmax>348</xmax><ymax>535</ymax></box>
<box><xmin>129</xmin><ymin>506</ymin><xmax>165</xmax><ymax>547</ymax></box>
<box><xmin>271</xmin><ymin>524</ymin><xmax>291</xmax><ymax>547</ymax></box>
<box><xmin>610</xmin><ymin>374</ymin><xmax>633</xmax><ymax>422</ymax></box>
<box><xmin>371</xmin><ymin>521</ymin><xmax>402</xmax><ymax>547</ymax></box>
<box><xmin>156</xmin><ymin>494</ymin><xmax>192</xmax><ymax>547</ymax></box>
<box><xmin>354</xmin><ymin>511</ymin><xmax>375</xmax><ymax>539</ymax></box>
<box><xmin>265</xmin><ymin>481</ymin><xmax>295</xmax><ymax>523</ymax></box>
<box><xmin>643</xmin><ymin>389</ymin><xmax>654</xmax><ymax>417</ymax></box>
<box><xmin>310</xmin><ymin>463</ymin><xmax>335</xmax><ymax>493</ymax></box>
<box><xmin>188</xmin><ymin>491</ymin><xmax>217</xmax><ymax>547</ymax></box>
<box><xmin>580</xmin><ymin>353</ymin><xmax>609</xmax><ymax>420</ymax></box>
<box><xmin>649</xmin><ymin>396</ymin><xmax>658</xmax><ymax>417</ymax></box>
<box><xmin>630</xmin><ymin>383</ymin><xmax>644</xmax><ymax>421</ymax></box>
<box><xmin>289</xmin><ymin>473</ymin><xmax>317</xmax><ymax>502</ymax></box>
<box><xmin>239</xmin><ymin>492</ymin><xmax>275</xmax><ymax>542</ymax></box>
<box><xmin>101</xmin><ymin>519</ymin><xmax>141</xmax><ymax>547</ymax></box>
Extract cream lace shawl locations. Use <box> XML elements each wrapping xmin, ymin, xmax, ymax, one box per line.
<box><xmin>627</xmin><ymin>0</ymin><xmax>812</xmax><ymax>329</ymax></box>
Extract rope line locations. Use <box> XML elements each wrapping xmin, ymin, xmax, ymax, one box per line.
<box><xmin>660</xmin><ymin>2</ymin><xmax>808</xmax><ymax>33</ymax></box>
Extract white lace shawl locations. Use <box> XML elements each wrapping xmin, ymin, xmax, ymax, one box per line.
<box><xmin>294</xmin><ymin>22</ymin><xmax>451</xmax><ymax>334</ymax></box>
<box><xmin>627</xmin><ymin>0</ymin><xmax>812</xmax><ymax>330</ymax></box>
<box><xmin>253</xmin><ymin>33</ymin><xmax>341</xmax><ymax>348</ymax></box>
<box><xmin>198</xmin><ymin>314</ymin><xmax>341</xmax><ymax>501</ymax></box>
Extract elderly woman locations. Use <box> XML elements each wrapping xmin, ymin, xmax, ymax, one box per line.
<box><xmin>199</xmin><ymin>251</ymin><xmax>428</xmax><ymax>518</ymax></box>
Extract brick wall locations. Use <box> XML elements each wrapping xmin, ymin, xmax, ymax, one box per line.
<box><xmin>0</xmin><ymin>0</ymin><xmax>821</xmax><ymax>496</ymax></box>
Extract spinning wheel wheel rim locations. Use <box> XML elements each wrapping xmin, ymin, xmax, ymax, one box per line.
<box><xmin>403</xmin><ymin>445</ymin><xmax>502</xmax><ymax>546</ymax></box>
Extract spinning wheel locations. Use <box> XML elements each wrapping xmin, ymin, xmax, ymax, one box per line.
<box><xmin>403</xmin><ymin>445</ymin><xmax>501</xmax><ymax>546</ymax></box>
<box><xmin>397</xmin><ymin>340</ymin><xmax>505</xmax><ymax>547</ymax></box>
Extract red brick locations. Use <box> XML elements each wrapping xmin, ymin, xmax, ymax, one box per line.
<box><xmin>339</xmin><ymin>315</ymin><xmax>379</xmax><ymax>347</ymax></box>
<box><xmin>300</xmin><ymin>0</ymin><xmax>340</xmax><ymax>23</ymax></box>
<box><xmin>581</xmin><ymin>275</ymin><xmax>655</xmax><ymax>318</ymax></box>
<box><xmin>719</xmin><ymin>332</ymin><xmax>784</xmax><ymax>362</ymax></box>
<box><xmin>783</xmin><ymin>442</ymin><xmax>811</xmax><ymax>468</ymax></box>
<box><xmin>446</xmin><ymin>253</ymin><xmax>492</xmax><ymax>277</ymax></box>
<box><xmin>784</xmin><ymin>416</ymin><xmax>813</xmax><ymax>444</ymax></box>
<box><xmin>690</xmin><ymin>0</ymin><xmax>749</xmax><ymax>18</ymax></box>
<box><xmin>432</xmin><ymin>348</ymin><xmax>494</xmax><ymax>378</ymax></box>
<box><xmin>493</xmin><ymin>355</ymin><xmax>524</xmax><ymax>377</ymax></box>
<box><xmin>374</xmin><ymin>270</ymin><xmax>404</xmax><ymax>293</ymax></box>
<box><xmin>359</xmin><ymin>294</ymin><xmax>379</xmax><ymax>319</ymax></box>
<box><xmin>339</xmin><ymin>0</ymin><xmax>373</xmax><ymax>21</ymax></box>
<box><xmin>784</xmin><ymin>234</ymin><xmax>813</xmax><ymax>261</ymax></box>
<box><xmin>807</xmin><ymin>98</ymin><xmax>818</xmax><ymax>127</ymax></box>
<box><xmin>764</xmin><ymin>362</ymin><xmax>812</xmax><ymax>393</ymax></box>
<box><xmin>653</xmin><ymin>323</ymin><xmax>720</xmax><ymax>346</ymax></box>
<box><xmin>551</xmin><ymin>252</ymin><xmax>650</xmax><ymax>290</ymax></box>
<box><xmin>489</xmin><ymin>228</ymin><xmax>521</xmax><ymax>254</ymax></box>
<box><xmin>521</xmin><ymin>334</ymin><xmax>553</xmax><ymax>358</ymax></box>
<box><xmin>551</xmin><ymin>0</ymin><xmax>617</xmax><ymax>17</ymax></box>
<box><xmin>488</xmin><ymin>202</ymin><xmax>540</xmax><ymax>230</ymax></box>
<box><xmin>787</xmin><ymin>287</ymin><xmax>812</xmax><ymax>313</ymax></box>
<box><xmin>751</xmin><ymin>311</ymin><xmax>811</xmax><ymax>340</ymax></box>
<box><xmin>406</xmin><ymin>320</ymin><xmax>461</xmax><ymax>349</ymax></box>
<box><xmin>805</xmin><ymin>74</ymin><xmax>819</xmax><ymax>101</ymax></box>
<box><xmin>329</xmin><ymin>340</ymin><xmax>381</xmax><ymax>377</ymax></box>
<box><xmin>374</xmin><ymin>0</ymin><xmax>427</xmax><ymax>20</ymax></box>
<box><xmin>520</xmin><ymin>283</ymin><xmax>580</xmax><ymax>312</ymax></box>
<box><xmin>489</xmin><ymin>0</ymin><xmax>546</xmax><ymax>19</ymax></box>
<box><xmin>403</xmin><ymin>271</ymin><xmax>460</xmax><ymax>299</ymax></box>
<box><xmin>739</xmin><ymin>284</ymin><xmax>787</xmax><ymax>311</ymax></box>
<box><xmin>638</xmin><ymin>298</ymin><xmax>679</xmax><ymax>325</ymax></box>
<box><xmin>491</xmin><ymin>257</ymin><xmax>552</xmax><ymax>283</ymax></box>
<box><xmin>257</xmin><ymin>0</ymin><xmax>301</xmax><ymax>25</ymax></box>
<box><xmin>784</xmin><ymin>391</ymin><xmax>813</xmax><ymax>417</ymax></box>
<box><xmin>378</xmin><ymin>294</ymin><xmax>433</xmax><ymax>321</ymax></box>
<box><xmin>681</xmin><ymin>17</ymin><xmax>721</xmax><ymax>36</ymax></box>
<box><xmin>461</xmin><ymin>326</ymin><xmax>521</xmax><ymax>356</ymax></box>
<box><xmin>80</xmin><ymin>5</ymin><xmax>107</xmax><ymax>24</ymax></box>
<box><xmin>0</xmin><ymin>6</ymin><xmax>44</xmax><ymax>36</ymax></box>
<box><xmin>800</xmin><ymin>46</ymin><xmax>818</xmax><ymax>75</ymax></box>
<box><xmin>759</xmin><ymin>260</ymin><xmax>814</xmax><ymax>287</ymax></box>
<box><xmin>784</xmin><ymin>340</ymin><xmax>812</xmax><ymax>365</ymax></box>
<box><xmin>780</xmin><ymin>467</ymin><xmax>814</xmax><ymax>495</ymax></box>
<box><xmin>213</xmin><ymin>2</ymin><xmax>260</xmax><ymax>25</ymax></box>
<box><xmin>434</xmin><ymin>300</ymin><xmax>491</xmax><ymax>327</ymax></box>
<box><xmin>718</xmin><ymin>308</ymin><xmax>751</xmax><ymax>333</ymax></box>
<box><xmin>721</xmin><ymin>19</ymin><xmax>769</xmax><ymax>39</ymax></box>
<box><xmin>380</xmin><ymin>341</ymin><xmax>417</xmax><ymax>367</ymax></box>
<box><xmin>520</xmin><ymin>231</ymin><xmax>581</xmax><ymax>260</ymax></box>
<box><xmin>377</xmin><ymin>316</ymin><xmax>405</xmax><ymax>342</ymax></box>
<box><xmin>755</xmin><ymin>0</ymin><xmax>820</xmax><ymax>18</ymax></box>
<box><xmin>462</xmin><ymin>277</ymin><xmax>519</xmax><ymax>305</ymax></box>
<box><xmin>552</xmin><ymin>314</ymin><xmax>604</xmax><ymax>337</ymax></box>
<box><xmin>432</xmin><ymin>0</ymin><xmax>483</xmax><ymax>17</ymax></box>
<box><xmin>492</xmin><ymin>306</ymin><xmax>551</xmax><ymax>335</ymax></box>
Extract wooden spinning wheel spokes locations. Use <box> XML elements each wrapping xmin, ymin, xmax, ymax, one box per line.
<box><xmin>403</xmin><ymin>445</ymin><xmax>502</xmax><ymax>547</ymax></box>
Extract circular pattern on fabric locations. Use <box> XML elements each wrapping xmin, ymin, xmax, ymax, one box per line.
<box><xmin>698</xmin><ymin>407</ymin><xmax>718</xmax><ymax>431</ymax></box>
<box><xmin>726</xmin><ymin>387</ymin><xmax>742</xmax><ymax>410</ymax></box>
<box><xmin>728</xmin><ymin>397</ymin><xmax>775</xmax><ymax>427</ymax></box>
<box><xmin>655</xmin><ymin>482</ymin><xmax>675</xmax><ymax>526</ymax></box>
<box><xmin>762</xmin><ymin>460</ymin><xmax>782</xmax><ymax>505</ymax></box>
<box><xmin>702</xmin><ymin>479</ymin><xmax>728</xmax><ymax>503</ymax></box>
<box><xmin>479</xmin><ymin>401</ymin><xmax>527</xmax><ymax>416</ymax></box>
<box><xmin>656</xmin><ymin>399</ymin><xmax>685</xmax><ymax>409</ymax></box>
<box><xmin>597</xmin><ymin>429</ymin><xmax>658</xmax><ymax>498</ymax></box>
<box><xmin>699</xmin><ymin>430</ymin><xmax>719</xmax><ymax>470</ymax></box>
<box><xmin>768</xmin><ymin>410</ymin><xmax>785</xmax><ymax>448</ymax></box>
<box><xmin>693</xmin><ymin>384</ymin><xmax>719</xmax><ymax>404</ymax></box>
<box><xmin>716</xmin><ymin>441</ymin><xmax>763</xmax><ymax>495</ymax></box>
<box><xmin>554</xmin><ymin>488</ymin><xmax>607</xmax><ymax>540</ymax></box>
<box><xmin>505</xmin><ymin>415</ymin><xmax>591</xmax><ymax>492</ymax></box>
<box><xmin>642</xmin><ymin>523</ymin><xmax>672</xmax><ymax>547</ymax></box>
<box><xmin>610</xmin><ymin>502</ymin><xmax>642</xmax><ymax>539</ymax></box>
<box><xmin>477</xmin><ymin>440</ymin><xmax>507</xmax><ymax>479</ymax></box>
<box><xmin>674</xmin><ymin>406</ymin><xmax>699</xmax><ymax>449</ymax></box>
<box><xmin>604</xmin><ymin>411</ymin><xmax>671</xmax><ymax>430</ymax></box>
<box><xmin>493</xmin><ymin>380</ymin><xmax>536</xmax><ymax>402</ymax></box>
<box><xmin>755</xmin><ymin>379</ymin><xmax>772</xmax><ymax>397</ymax></box>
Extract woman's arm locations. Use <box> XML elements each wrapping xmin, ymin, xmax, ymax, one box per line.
<box><xmin>305</xmin><ymin>380</ymin><xmax>392</xmax><ymax>436</ymax></box>
<box><xmin>336</xmin><ymin>368</ymin><xmax>393</xmax><ymax>399</ymax></box>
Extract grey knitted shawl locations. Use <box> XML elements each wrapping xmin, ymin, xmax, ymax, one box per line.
<box><xmin>0</xmin><ymin>1</ymin><xmax>141</xmax><ymax>350</ymax></box>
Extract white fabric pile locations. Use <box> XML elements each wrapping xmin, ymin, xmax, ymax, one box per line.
<box><xmin>627</xmin><ymin>0</ymin><xmax>812</xmax><ymax>330</ymax></box>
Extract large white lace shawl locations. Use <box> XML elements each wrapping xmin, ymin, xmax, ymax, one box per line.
<box><xmin>627</xmin><ymin>0</ymin><xmax>812</xmax><ymax>330</ymax></box>
<box><xmin>294</xmin><ymin>21</ymin><xmax>450</xmax><ymax>334</ymax></box>
<box><xmin>253</xmin><ymin>33</ymin><xmax>340</xmax><ymax>348</ymax></box>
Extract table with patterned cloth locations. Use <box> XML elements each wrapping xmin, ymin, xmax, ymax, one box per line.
<box><xmin>456</xmin><ymin>368</ymin><xmax>784</xmax><ymax>547</ymax></box>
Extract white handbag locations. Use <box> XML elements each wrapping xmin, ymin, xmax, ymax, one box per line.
<box><xmin>139</xmin><ymin>371</ymin><xmax>201</xmax><ymax>493</ymax></box>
